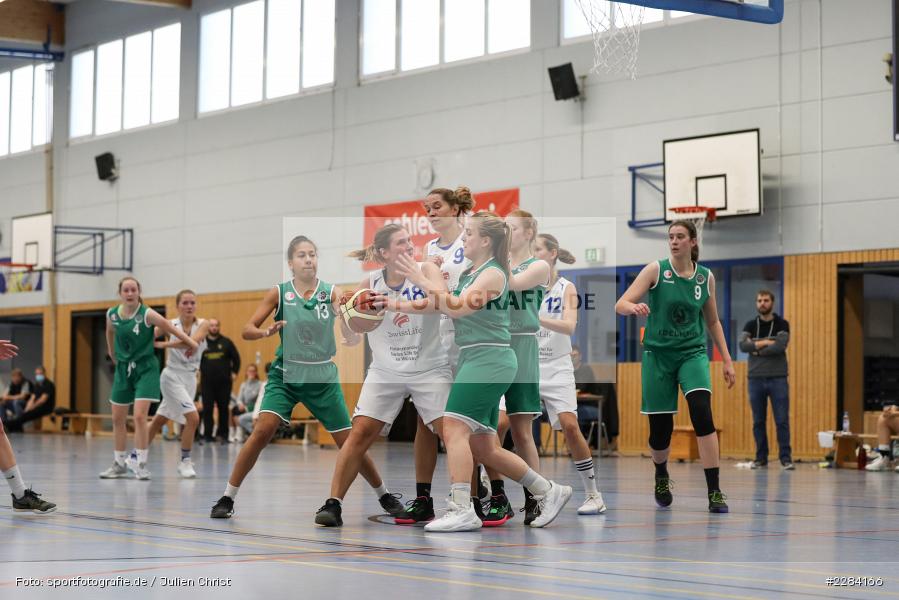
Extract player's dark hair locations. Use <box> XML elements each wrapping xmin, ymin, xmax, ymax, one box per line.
<box><xmin>428</xmin><ymin>186</ymin><xmax>475</xmax><ymax>217</ymax></box>
<box><xmin>757</xmin><ymin>289</ymin><xmax>775</xmax><ymax>302</ymax></box>
<box><xmin>538</xmin><ymin>233</ymin><xmax>576</xmax><ymax>265</ymax></box>
<box><xmin>668</xmin><ymin>220</ymin><xmax>699</xmax><ymax>262</ymax></box>
<box><xmin>286</xmin><ymin>236</ymin><xmax>317</xmax><ymax>260</ymax></box>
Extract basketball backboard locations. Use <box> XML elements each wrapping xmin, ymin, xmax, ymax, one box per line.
<box><xmin>663</xmin><ymin>129</ymin><xmax>762</xmax><ymax>221</ymax></box>
<box><xmin>11</xmin><ymin>212</ymin><xmax>53</xmax><ymax>271</ymax></box>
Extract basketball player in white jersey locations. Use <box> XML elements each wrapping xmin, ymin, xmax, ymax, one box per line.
<box><xmin>314</xmin><ymin>224</ymin><xmax>450</xmax><ymax>527</ymax></box>
<box><xmin>535</xmin><ymin>234</ymin><xmax>606</xmax><ymax>515</ymax></box>
<box><xmin>147</xmin><ymin>289</ymin><xmax>209</xmax><ymax>478</ymax></box>
<box><xmin>419</xmin><ymin>187</ymin><xmax>489</xmax><ymax>505</ymax></box>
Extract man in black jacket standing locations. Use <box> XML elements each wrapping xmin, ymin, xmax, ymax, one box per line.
<box><xmin>739</xmin><ymin>290</ymin><xmax>793</xmax><ymax>470</ymax></box>
<box><xmin>200</xmin><ymin>319</ymin><xmax>241</xmax><ymax>444</ymax></box>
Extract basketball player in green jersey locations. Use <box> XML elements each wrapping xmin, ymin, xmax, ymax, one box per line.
<box><xmin>0</xmin><ymin>340</ymin><xmax>56</xmax><ymax>513</ymax></box>
<box><xmin>616</xmin><ymin>221</ymin><xmax>736</xmax><ymax>513</ymax></box>
<box><xmin>390</xmin><ymin>212</ymin><xmax>571</xmax><ymax>532</ymax></box>
<box><xmin>482</xmin><ymin>209</ymin><xmax>549</xmax><ymax>526</ymax></box>
<box><xmin>99</xmin><ymin>277</ymin><xmax>199</xmax><ymax>481</ymax></box>
<box><xmin>211</xmin><ymin>236</ymin><xmax>401</xmax><ymax>519</ymax></box>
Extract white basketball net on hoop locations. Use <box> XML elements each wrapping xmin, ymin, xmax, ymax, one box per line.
<box><xmin>574</xmin><ymin>0</ymin><xmax>646</xmax><ymax>79</ymax></box>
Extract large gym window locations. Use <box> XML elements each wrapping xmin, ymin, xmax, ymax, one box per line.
<box><xmin>361</xmin><ymin>0</ymin><xmax>531</xmax><ymax>79</ymax></box>
<box><xmin>561</xmin><ymin>0</ymin><xmax>695</xmax><ymax>42</ymax></box>
<box><xmin>69</xmin><ymin>23</ymin><xmax>181</xmax><ymax>140</ymax></box>
<box><xmin>198</xmin><ymin>0</ymin><xmax>335</xmax><ymax>115</ymax></box>
<box><xmin>0</xmin><ymin>63</ymin><xmax>53</xmax><ymax>158</ymax></box>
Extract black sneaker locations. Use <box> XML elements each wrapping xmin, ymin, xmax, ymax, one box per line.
<box><xmin>472</xmin><ymin>496</ymin><xmax>487</xmax><ymax>521</ymax></box>
<box><xmin>708</xmin><ymin>490</ymin><xmax>729</xmax><ymax>513</ymax></box>
<box><xmin>482</xmin><ymin>493</ymin><xmax>514</xmax><ymax>527</ymax></box>
<box><xmin>210</xmin><ymin>496</ymin><xmax>234</xmax><ymax>519</ymax></box>
<box><xmin>521</xmin><ymin>496</ymin><xmax>540</xmax><ymax>525</ymax></box>
<box><xmin>781</xmin><ymin>461</ymin><xmax>795</xmax><ymax>471</ymax></box>
<box><xmin>654</xmin><ymin>477</ymin><xmax>673</xmax><ymax>508</ymax></box>
<box><xmin>750</xmin><ymin>460</ymin><xmax>768</xmax><ymax>469</ymax></box>
<box><xmin>12</xmin><ymin>489</ymin><xmax>56</xmax><ymax>514</ymax></box>
<box><xmin>394</xmin><ymin>496</ymin><xmax>435</xmax><ymax>524</ymax></box>
<box><xmin>315</xmin><ymin>498</ymin><xmax>343</xmax><ymax>526</ymax></box>
<box><xmin>378</xmin><ymin>493</ymin><xmax>404</xmax><ymax>516</ymax></box>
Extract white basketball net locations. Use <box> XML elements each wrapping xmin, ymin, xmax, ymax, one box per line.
<box><xmin>574</xmin><ymin>0</ymin><xmax>646</xmax><ymax>79</ymax></box>
<box><xmin>670</xmin><ymin>208</ymin><xmax>715</xmax><ymax>246</ymax></box>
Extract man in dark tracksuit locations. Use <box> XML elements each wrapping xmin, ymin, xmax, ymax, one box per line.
<box><xmin>200</xmin><ymin>319</ymin><xmax>241</xmax><ymax>444</ymax></box>
<box><xmin>739</xmin><ymin>289</ymin><xmax>793</xmax><ymax>470</ymax></box>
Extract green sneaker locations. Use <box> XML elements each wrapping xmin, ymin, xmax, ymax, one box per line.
<box><xmin>482</xmin><ymin>493</ymin><xmax>514</xmax><ymax>527</ymax></box>
<box><xmin>654</xmin><ymin>477</ymin><xmax>673</xmax><ymax>507</ymax></box>
<box><xmin>394</xmin><ymin>496</ymin><xmax>434</xmax><ymax>524</ymax></box>
<box><xmin>708</xmin><ymin>490</ymin><xmax>729</xmax><ymax>513</ymax></box>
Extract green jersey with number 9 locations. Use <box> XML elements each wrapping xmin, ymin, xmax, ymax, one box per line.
<box><xmin>644</xmin><ymin>258</ymin><xmax>711</xmax><ymax>353</ymax></box>
<box><xmin>274</xmin><ymin>279</ymin><xmax>337</xmax><ymax>363</ymax></box>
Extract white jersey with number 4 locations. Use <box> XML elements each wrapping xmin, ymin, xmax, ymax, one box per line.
<box><xmin>367</xmin><ymin>268</ymin><xmax>446</xmax><ymax>374</ymax></box>
<box><xmin>538</xmin><ymin>277</ymin><xmax>574</xmax><ymax>370</ymax></box>
<box><xmin>426</xmin><ymin>232</ymin><xmax>470</xmax><ymax>366</ymax></box>
<box><xmin>165</xmin><ymin>317</ymin><xmax>206</xmax><ymax>372</ymax></box>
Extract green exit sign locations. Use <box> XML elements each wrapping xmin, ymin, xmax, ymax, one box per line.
<box><xmin>585</xmin><ymin>248</ymin><xmax>604</xmax><ymax>263</ymax></box>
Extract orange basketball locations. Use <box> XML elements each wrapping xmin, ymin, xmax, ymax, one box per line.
<box><xmin>341</xmin><ymin>288</ymin><xmax>384</xmax><ymax>333</ymax></box>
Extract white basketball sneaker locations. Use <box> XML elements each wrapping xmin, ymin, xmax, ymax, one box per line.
<box><xmin>577</xmin><ymin>492</ymin><xmax>607</xmax><ymax>515</ymax></box>
<box><xmin>424</xmin><ymin>498</ymin><xmax>483</xmax><ymax>533</ymax></box>
<box><xmin>126</xmin><ymin>454</ymin><xmax>151</xmax><ymax>480</ymax></box>
<box><xmin>530</xmin><ymin>482</ymin><xmax>572</xmax><ymax>528</ymax></box>
<box><xmin>866</xmin><ymin>454</ymin><xmax>891</xmax><ymax>471</ymax></box>
<box><xmin>99</xmin><ymin>462</ymin><xmax>128</xmax><ymax>479</ymax></box>
<box><xmin>177</xmin><ymin>459</ymin><xmax>197</xmax><ymax>479</ymax></box>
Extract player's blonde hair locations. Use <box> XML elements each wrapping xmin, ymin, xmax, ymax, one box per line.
<box><xmin>537</xmin><ymin>233</ymin><xmax>575</xmax><ymax>265</ymax></box>
<box><xmin>469</xmin><ymin>211</ymin><xmax>511</xmax><ymax>275</ymax></box>
<box><xmin>348</xmin><ymin>224</ymin><xmax>406</xmax><ymax>264</ymax></box>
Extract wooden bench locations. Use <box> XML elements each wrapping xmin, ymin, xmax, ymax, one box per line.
<box><xmin>670</xmin><ymin>426</ymin><xmax>723</xmax><ymax>462</ymax></box>
<box><xmin>833</xmin><ymin>433</ymin><xmax>899</xmax><ymax>468</ymax></box>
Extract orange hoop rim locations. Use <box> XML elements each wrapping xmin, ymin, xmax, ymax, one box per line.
<box><xmin>670</xmin><ymin>206</ymin><xmax>717</xmax><ymax>223</ymax></box>
<box><xmin>0</xmin><ymin>262</ymin><xmax>36</xmax><ymax>272</ymax></box>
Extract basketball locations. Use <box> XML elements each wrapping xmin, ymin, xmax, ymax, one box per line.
<box><xmin>340</xmin><ymin>288</ymin><xmax>384</xmax><ymax>333</ymax></box>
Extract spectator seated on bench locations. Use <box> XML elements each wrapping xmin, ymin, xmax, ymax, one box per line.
<box><xmin>4</xmin><ymin>367</ymin><xmax>53</xmax><ymax>433</ymax></box>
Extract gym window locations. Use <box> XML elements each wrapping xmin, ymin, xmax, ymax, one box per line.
<box><xmin>603</xmin><ymin>257</ymin><xmax>784</xmax><ymax>363</ymax></box>
<box><xmin>69</xmin><ymin>23</ymin><xmax>181</xmax><ymax>140</ymax></box>
<box><xmin>0</xmin><ymin>63</ymin><xmax>53</xmax><ymax>158</ymax></box>
<box><xmin>198</xmin><ymin>0</ymin><xmax>335</xmax><ymax>115</ymax></box>
<box><xmin>561</xmin><ymin>0</ymin><xmax>698</xmax><ymax>42</ymax></box>
<box><xmin>361</xmin><ymin>0</ymin><xmax>531</xmax><ymax>79</ymax></box>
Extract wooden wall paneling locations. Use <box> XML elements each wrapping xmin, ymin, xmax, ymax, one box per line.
<box><xmin>72</xmin><ymin>316</ymin><xmax>93</xmax><ymax>413</ymax></box>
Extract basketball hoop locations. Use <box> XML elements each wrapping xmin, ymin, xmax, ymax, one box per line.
<box><xmin>0</xmin><ymin>262</ymin><xmax>40</xmax><ymax>294</ymax></box>
<box><xmin>574</xmin><ymin>0</ymin><xmax>647</xmax><ymax>79</ymax></box>
<box><xmin>670</xmin><ymin>206</ymin><xmax>717</xmax><ymax>244</ymax></box>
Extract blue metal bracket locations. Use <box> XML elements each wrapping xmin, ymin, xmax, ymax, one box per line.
<box><xmin>617</xmin><ymin>0</ymin><xmax>784</xmax><ymax>24</ymax></box>
<box><xmin>628</xmin><ymin>161</ymin><xmax>666</xmax><ymax>229</ymax></box>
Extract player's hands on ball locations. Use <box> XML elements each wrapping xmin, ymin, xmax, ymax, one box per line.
<box><xmin>369</xmin><ymin>291</ymin><xmax>388</xmax><ymax>315</ymax></box>
<box><xmin>264</xmin><ymin>320</ymin><xmax>286</xmax><ymax>338</ymax></box>
<box><xmin>631</xmin><ymin>303</ymin><xmax>650</xmax><ymax>316</ymax></box>
<box><xmin>723</xmin><ymin>361</ymin><xmax>736</xmax><ymax>388</ymax></box>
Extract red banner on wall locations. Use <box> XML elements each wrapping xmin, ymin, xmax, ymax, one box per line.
<box><xmin>362</xmin><ymin>188</ymin><xmax>519</xmax><ymax>255</ymax></box>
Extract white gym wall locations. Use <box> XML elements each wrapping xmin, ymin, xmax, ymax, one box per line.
<box><xmin>0</xmin><ymin>0</ymin><xmax>896</xmax><ymax>307</ymax></box>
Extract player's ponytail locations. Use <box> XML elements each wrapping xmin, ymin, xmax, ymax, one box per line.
<box><xmin>348</xmin><ymin>224</ymin><xmax>405</xmax><ymax>264</ymax></box>
<box><xmin>471</xmin><ymin>211</ymin><xmax>511</xmax><ymax>275</ymax></box>
<box><xmin>538</xmin><ymin>233</ymin><xmax>575</xmax><ymax>265</ymax></box>
<box><xmin>428</xmin><ymin>186</ymin><xmax>476</xmax><ymax>218</ymax></box>
<box><xmin>669</xmin><ymin>220</ymin><xmax>699</xmax><ymax>262</ymax></box>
